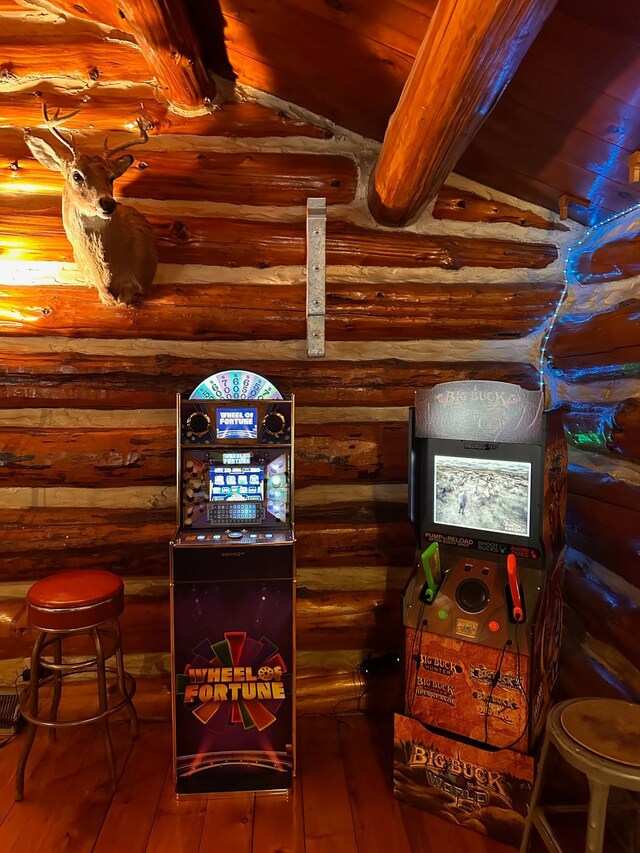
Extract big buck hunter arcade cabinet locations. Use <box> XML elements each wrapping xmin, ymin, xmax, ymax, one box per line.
<box><xmin>170</xmin><ymin>371</ymin><xmax>295</xmax><ymax>796</ymax></box>
<box><xmin>394</xmin><ymin>380</ymin><xmax>567</xmax><ymax>847</ymax></box>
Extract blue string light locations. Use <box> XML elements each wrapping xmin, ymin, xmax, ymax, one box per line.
<box><xmin>538</xmin><ymin>201</ymin><xmax>640</xmax><ymax>394</ymax></box>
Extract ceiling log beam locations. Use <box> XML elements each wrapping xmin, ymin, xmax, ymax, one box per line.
<box><xmin>368</xmin><ymin>0</ymin><xmax>559</xmax><ymax>227</ymax></box>
<box><xmin>114</xmin><ymin>0</ymin><xmax>216</xmax><ymax>111</ymax></box>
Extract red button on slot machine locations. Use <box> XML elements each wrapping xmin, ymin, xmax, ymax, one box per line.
<box><xmin>489</xmin><ymin>620</ymin><xmax>500</xmax><ymax>632</ymax></box>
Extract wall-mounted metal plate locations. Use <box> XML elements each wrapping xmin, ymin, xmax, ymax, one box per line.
<box><xmin>306</xmin><ymin>197</ymin><xmax>326</xmax><ymax>358</ymax></box>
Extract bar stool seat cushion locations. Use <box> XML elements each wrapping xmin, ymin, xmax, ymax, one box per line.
<box><xmin>27</xmin><ymin>570</ymin><xmax>125</xmax><ymax>631</ymax></box>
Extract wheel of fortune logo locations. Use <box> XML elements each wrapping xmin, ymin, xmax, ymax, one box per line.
<box><xmin>176</xmin><ymin>630</ymin><xmax>289</xmax><ymax>732</ymax></box>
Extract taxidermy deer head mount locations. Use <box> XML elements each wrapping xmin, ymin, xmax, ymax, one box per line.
<box><xmin>24</xmin><ymin>105</ymin><xmax>158</xmax><ymax>307</ymax></box>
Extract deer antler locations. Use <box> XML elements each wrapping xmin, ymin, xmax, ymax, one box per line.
<box><xmin>41</xmin><ymin>103</ymin><xmax>80</xmax><ymax>156</ymax></box>
<box><xmin>104</xmin><ymin>117</ymin><xmax>149</xmax><ymax>159</ymax></box>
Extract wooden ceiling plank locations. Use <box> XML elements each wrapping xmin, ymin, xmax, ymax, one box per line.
<box><xmin>525</xmin><ymin>11</ymin><xmax>640</xmax><ymax>108</ymax></box>
<box><xmin>560</xmin><ymin>0</ymin><xmax>640</xmax><ymax>48</ymax></box>
<box><xmin>368</xmin><ymin>0</ymin><xmax>560</xmax><ymax>226</ymax></box>
<box><xmin>459</xmin><ymin>121</ymin><xmax>640</xmax><ymax>222</ymax></box>
<box><xmin>503</xmin><ymin>60</ymin><xmax>640</xmax><ymax>152</ymax></box>
<box><xmin>221</xmin><ymin>0</ymin><xmax>432</xmax><ymax>58</ymax></box>
<box><xmin>114</xmin><ymin>0</ymin><xmax>216</xmax><ymax>111</ymax></box>
<box><xmin>486</xmin><ymin>97</ymin><xmax>636</xmax><ymax>185</ymax></box>
<box><xmin>221</xmin><ymin>9</ymin><xmax>412</xmax><ymax>139</ymax></box>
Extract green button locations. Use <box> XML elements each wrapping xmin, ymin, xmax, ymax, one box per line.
<box><xmin>438</xmin><ymin>609</ymin><xmax>448</xmax><ymax>620</ymax></box>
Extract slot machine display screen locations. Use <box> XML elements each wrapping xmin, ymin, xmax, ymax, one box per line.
<box><xmin>209</xmin><ymin>466</ymin><xmax>264</xmax><ymax>502</ymax></box>
<box><xmin>433</xmin><ymin>454</ymin><xmax>532</xmax><ymax>538</ymax></box>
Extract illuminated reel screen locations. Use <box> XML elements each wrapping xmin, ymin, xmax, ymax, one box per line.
<box><xmin>433</xmin><ymin>454</ymin><xmax>532</xmax><ymax>538</ymax></box>
<box><xmin>191</xmin><ymin>453</ymin><xmax>290</xmax><ymax>527</ymax></box>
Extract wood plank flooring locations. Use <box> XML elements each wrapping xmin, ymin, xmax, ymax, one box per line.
<box><xmin>0</xmin><ymin>711</ymin><xmax>609</xmax><ymax>853</ymax></box>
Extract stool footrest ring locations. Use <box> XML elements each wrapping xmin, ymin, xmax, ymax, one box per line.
<box><xmin>18</xmin><ymin>668</ymin><xmax>136</xmax><ymax>728</ymax></box>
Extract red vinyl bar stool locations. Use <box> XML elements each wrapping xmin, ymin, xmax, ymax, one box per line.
<box><xmin>15</xmin><ymin>570</ymin><xmax>138</xmax><ymax>801</ymax></box>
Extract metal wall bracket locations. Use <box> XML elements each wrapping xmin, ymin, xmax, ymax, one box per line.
<box><xmin>306</xmin><ymin>197</ymin><xmax>326</xmax><ymax>358</ymax></box>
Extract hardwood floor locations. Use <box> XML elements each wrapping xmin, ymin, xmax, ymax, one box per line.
<box><xmin>0</xmin><ymin>708</ymin><xmax>612</xmax><ymax>853</ymax></box>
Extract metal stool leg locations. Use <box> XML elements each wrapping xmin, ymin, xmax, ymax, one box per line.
<box><xmin>113</xmin><ymin>619</ymin><xmax>138</xmax><ymax>738</ymax></box>
<box><xmin>16</xmin><ymin>630</ymin><xmax>47</xmax><ymax>801</ymax></box>
<box><xmin>520</xmin><ymin>730</ymin><xmax>554</xmax><ymax>853</ymax></box>
<box><xmin>48</xmin><ymin>636</ymin><xmax>63</xmax><ymax>743</ymax></box>
<box><xmin>91</xmin><ymin>628</ymin><xmax>117</xmax><ymax>793</ymax></box>
<box><xmin>585</xmin><ymin>778</ymin><xmax>609</xmax><ymax>853</ymax></box>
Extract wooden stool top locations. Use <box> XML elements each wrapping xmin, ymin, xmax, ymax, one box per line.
<box><xmin>561</xmin><ymin>699</ymin><xmax>640</xmax><ymax>768</ymax></box>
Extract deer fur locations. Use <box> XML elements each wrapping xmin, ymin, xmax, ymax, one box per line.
<box><xmin>24</xmin><ymin>111</ymin><xmax>158</xmax><ymax>307</ymax></box>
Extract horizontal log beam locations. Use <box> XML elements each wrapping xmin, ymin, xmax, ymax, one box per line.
<box><xmin>564</xmin><ymin>556</ymin><xmax>640</xmax><ymax>671</ymax></box>
<box><xmin>567</xmin><ymin>476</ymin><xmax>640</xmax><ymax>589</ymax></box>
<box><xmin>0</xmin><ymin>354</ymin><xmax>539</xmax><ymax>409</ymax></box>
<box><xmin>2</xmin><ymin>588</ymin><xmax>403</xmax><ymax>660</ymax></box>
<box><xmin>0</xmin><ymin>18</ymin><xmax>151</xmax><ymax>85</ymax></box>
<box><xmin>0</xmin><ymin>503</ymin><xmax>415</xmax><ymax>580</ymax></box>
<box><xmin>560</xmin><ymin>623</ymin><xmax>638</xmax><ymax>703</ymax></box>
<box><xmin>432</xmin><ymin>187</ymin><xmax>569</xmax><ymax>231</ymax></box>
<box><xmin>548</xmin><ymin>299</ymin><xmax>640</xmax><ymax>383</ymax></box>
<box><xmin>569</xmin><ymin>465</ymin><xmax>640</xmax><ymax>512</ymax></box>
<box><xmin>575</xmin><ymin>235</ymin><xmax>640</xmax><ymax>283</ymax></box>
<box><xmin>0</xmin><ymin>135</ymin><xmax>357</xmax><ymax>206</ymax></box>
<box><xmin>0</xmin><ymin>87</ymin><xmax>331</xmax><ymax>138</ymax></box>
<box><xmin>0</xmin><ymin>421</ymin><xmax>408</xmax><ymax>487</ymax></box>
<box><xmin>368</xmin><ymin>0</ymin><xmax>559</xmax><ymax>225</ymax></box>
<box><xmin>0</xmin><ymin>205</ymin><xmax>558</xmax><ymax>270</ymax></box>
<box><xmin>567</xmin><ymin>526</ymin><xmax>639</xmax><ymax>591</ymax></box>
<box><xmin>298</xmin><ymin>667</ymin><xmax>402</xmax><ymax>715</ymax></box>
<box><xmin>115</xmin><ymin>0</ymin><xmax>215</xmax><ymax>110</ymax></box>
<box><xmin>0</xmin><ymin>281</ymin><xmax>561</xmax><ymax>341</ymax></box>
<box><xmin>562</xmin><ymin>398</ymin><xmax>640</xmax><ymax>462</ymax></box>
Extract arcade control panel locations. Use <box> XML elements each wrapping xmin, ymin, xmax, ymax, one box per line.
<box><xmin>403</xmin><ymin>550</ymin><xmax>542</xmax><ymax>653</ymax></box>
<box><xmin>175</xmin><ymin>529</ymin><xmax>294</xmax><ymax>545</ymax></box>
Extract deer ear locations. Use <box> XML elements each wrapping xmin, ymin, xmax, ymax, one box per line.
<box><xmin>24</xmin><ymin>132</ymin><xmax>69</xmax><ymax>172</ymax></box>
<box><xmin>111</xmin><ymin>154</ymin><xmax>134</xmax><ymax>179</ymax></box>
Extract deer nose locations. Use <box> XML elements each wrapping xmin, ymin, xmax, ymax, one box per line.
<box><xmin>99</xmin><ymin>197</ymin><xmax>117</xmax><ymax>216</ymax></box>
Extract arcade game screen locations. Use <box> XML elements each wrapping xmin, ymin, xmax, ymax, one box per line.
<box><xmin>209</xmin><ymin>466</ymin><xmax>264</xmax><ymax>502</ymax></box>
<box><xmin>433</xmin><ymin>455</ymin><xmax>531</xmax><ymax>537</ymax></box>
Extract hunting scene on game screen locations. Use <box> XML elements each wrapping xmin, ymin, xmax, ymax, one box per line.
<box><xmin>434</xmin><ymin>456</ymin><xmax>531</xmax><ymax>536</ymax></box>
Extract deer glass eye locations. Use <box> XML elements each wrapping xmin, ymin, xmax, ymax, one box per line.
<box><xmin>72</xmin><ymin>171</ymin><xmax>84</xmax><ymax>184</ymax></box>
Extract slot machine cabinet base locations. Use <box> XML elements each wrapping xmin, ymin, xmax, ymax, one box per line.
<box><xmin>171</xmin><ymin>540</ymin><xmax>295</xmax><ymax>797</ymax></box>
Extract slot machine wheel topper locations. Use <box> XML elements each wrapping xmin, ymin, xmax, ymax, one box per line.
<box><xmin>190</xmin><ymin>370</ymin><xmax>283</xmax><ymax>401</ymax></box>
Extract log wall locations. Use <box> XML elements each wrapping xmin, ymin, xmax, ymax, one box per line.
<box><xmin>0</xmin><ymin>1</ymin><xmax>572</xmax><ymax>709</ymax></box>
<box><xmin>548</xmin><ymin>207</ymin><xmax>640</xmax><ymax>703</ymax></box>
